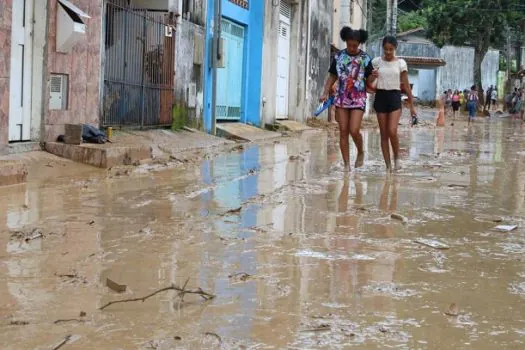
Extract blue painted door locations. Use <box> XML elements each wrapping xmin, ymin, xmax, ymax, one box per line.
<box><xmin>216</xmin><ymin>19</ymin><xmax>245</xmax><ymax>121</ymax></box>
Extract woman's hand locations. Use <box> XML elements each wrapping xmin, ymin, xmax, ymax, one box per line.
<box><xmin>319</xmin><ymin>94</ymin><xmax>329</xmax><ymax>103</ymax></box>
<box><xmin>410</xmin><ymin>104</ymin><xmax>417</xmax><ymax>117</ymax></box>
<box><xmin>371</xmin><ymin>69</ymin><xmax>379</xmax><ymax>78</ymax></box>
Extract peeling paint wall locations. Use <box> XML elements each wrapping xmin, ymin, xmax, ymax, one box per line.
<box><xmin>261</xmin><ymin>0</ymin><xmax>332</xmax><ymax>125</ymax></box>
<box><xmin>174</xmin><ymin>19</ymin><xmax>204</xmax><ymax>128</ymax></box>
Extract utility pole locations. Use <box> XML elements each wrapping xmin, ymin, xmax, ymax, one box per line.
<box><xmin>391</xmin><ymin>0</ymin><xmax>398</xmax><ymax>36</ymax></box>
<box><xmin>506</xmin><ymin>25</ymin><xmax>512</xmax><ymax>95</ymax></box>
<box><xmin>210</xmin><ymin>0</ymin><xmax>221</xmax><ymax>135</ymax></box>
<box><xmin>386</xmin><ymin>0</ymin><xmax>398</xmax><ymax>36</ymax></box>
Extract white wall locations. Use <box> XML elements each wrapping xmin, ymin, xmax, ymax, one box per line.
<box><xmin>31</xmin><ymin>0</ymin><xmax>48</xmax><ymax>141</ymax></box>
<box><xmin>438</xmin><ymin>46</ymin><xmax>499</xmax><ymax>96</ymax></box>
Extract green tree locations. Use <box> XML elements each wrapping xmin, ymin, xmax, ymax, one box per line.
<box><xmin>423</xmin><ymin>0</ymin><xmax>521</xmax><ymax>97</ymax></box>
<box><xmin>398</xmin><ymin>10</ymin><xmax>427</xmax><ymax>33</ymax></box>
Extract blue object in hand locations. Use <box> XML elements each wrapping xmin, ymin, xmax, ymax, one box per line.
<box><xmin>314</xmin><ymin>96</ymin><xmax>334</xmax><ymax>117</ymax></box>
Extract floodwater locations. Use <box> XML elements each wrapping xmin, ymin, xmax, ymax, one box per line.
<box><xmin>3</xmin><ymin>115</ymin><xmax>525</xmax><ymax>349</ymax></box>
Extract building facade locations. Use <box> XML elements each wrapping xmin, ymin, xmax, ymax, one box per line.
<box><xmin>261</xmin><ymin>0</ymin><xmax>335</xmax><ymax>126</ymax></box>
<box><xmin>369</xmin><ymin>28</ymin><xmax>500</xmax><ymax>103</ymax></box>
<box><xmin>203</xmin><ymin>0</ymin><xmax>265</xmax><ymax>132</ymax></box>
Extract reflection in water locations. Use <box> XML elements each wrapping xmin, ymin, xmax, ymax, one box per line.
<box><xmin>3</xmin><ymin>120</ymin><xmax>525</xmax><ymax>347</ymax></box>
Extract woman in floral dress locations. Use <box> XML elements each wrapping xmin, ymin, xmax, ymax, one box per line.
<box><xmin>320</xmin><ymin>27</ymin><xmax>373</xmax><ymax>172</ymax></box>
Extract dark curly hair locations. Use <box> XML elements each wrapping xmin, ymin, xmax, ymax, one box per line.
<box><xmin>382</xmin><ymin>35</ymin><xmax>398</xmax><ymax>48</ymax></box>
<box><xmin>340</xmin><ymin>27</ymin><xmax>368</xmax><ymax>44</ymax></box>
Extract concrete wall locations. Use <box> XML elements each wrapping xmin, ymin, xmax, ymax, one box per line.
<box><xmin>368</xmin><ymin>39</ymin><xmax>441</xmax><ymax>59</ymax></box>
<box><xmin>174</xmin><ymin>19</ymin><xmax>205</xmax><ymax>128</ymax></box>
<box><xmin>0</xmin><ymin>0</ymin><xmax>12</xmax><ymax>146</ymax></box>
<box><xmin>261</xmin><ymin>0</ymin><xmax>332</xmax><ymax>125</ymax></box>
<box><xmin>306</xmin><ymin>0</ymin><xmax>333</xmax><ymax>119</ymax></box>
<box><xmin>44</xmin><ymin>0</ymin><xmax>103</xmax><ymax>142</ymax></box>
<box><xmin>438</xmin><ymin>46</ymin><xmax>499</xmax><ymax>93</ymax></box>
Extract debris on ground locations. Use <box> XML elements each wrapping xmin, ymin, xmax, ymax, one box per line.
<box><xmin>9</xmin><ymin>320</ymin><xmax>29</xmax><ymax>326</ymax></box>
<box><xmin>100</xmin><ymin>280</ymin><xmax>215</xmax><ymax>310</ymax></box>
<box><xmin>204</xmin><ymin>332</ymin><xmax>222</xmax><ymax>344</ymax></box>
<box><xmin>225</xmin><ymin>207</ymin><xmax>242</xmax><ymax>215</ymax></box>
<box><xmin>391</xmin><ymin>213</ymin><xmax>408</xmax><ymax>223</ymax></box>
<box><xmin>301</xmin><ymin>324</ymin><xmax>331</xmax><ymax>332</ymax></box>
<box><xmin>414</xmin><ymin>238</ymin><xmax>450</xmax><ymax>250</ymax></box>
<box><xmin>51</xmin><ymin>335</ymin><xmax>72</xmax><ymax>350</ymax></box>
<box><xmin>494</xmin><ymin>225</ymin><xmax>518</xmax><ymax>232</ymax></box>
<box><xmin>10</xmin><ymin>228</ymin><xmax>44</xmax><ymax>241</ymax></box>
<box><xmin>106</xmin><ymin>278</ymin><xmax>127</xmax><ymax>293</ymax></box>
<box><xmin>475</xmin><ymin>215</ymin><xmax>503</xmax><ymax>223</ymax></box>
<box><xmin>228</xmin><ymin>272</ymin><xmax>252</xmax><ymax>282</ymax></box>
<box><xmin>444</xmin><ymin>303</ymin><xmax>459</xmax><ymax>317</ymax></box>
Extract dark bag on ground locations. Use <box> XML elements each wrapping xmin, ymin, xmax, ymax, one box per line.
<box><xmin>57</xmin><ymin>124</ymin><xmax>109</xmax><ymax>144</ymax></box>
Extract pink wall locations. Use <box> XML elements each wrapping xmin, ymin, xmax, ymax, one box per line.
<box><xmin>0</xmin><ymin>0</ymin><xmax>12</xmax><ymax>146</ymax></box>
<box><xmin>44</xmin><ymin>0</ymin><xmax>103</xmax><ymax>142</ymax></box>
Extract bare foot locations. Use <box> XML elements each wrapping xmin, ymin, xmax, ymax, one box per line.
<box><xmin>355</xmin><ymin>152</ymin><xmax>365</xmax><ymax>168</ymax></box>
<box><xmin>394</xmin><ymin>159</ymin><xmax>402</xmax><ymax>172</ymax></box>
<box><xmin>343</xmin><ymin>164</ymin><xmax>351</xmax><ymax>173</ymax></box>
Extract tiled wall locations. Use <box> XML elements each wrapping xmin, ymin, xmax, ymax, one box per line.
<box><xmin>44</xmin><ymin>0</ymin><xmax>103</xmax><ymax>142</ymax></box>
<box><xmin>0</xmin><ymin>0</ymin><xmax>12</xmax><ymax>146</ymax></box>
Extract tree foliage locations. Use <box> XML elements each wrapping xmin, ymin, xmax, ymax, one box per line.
<box><xmin>398</xmin><ymin>10</ymin><xmax>427</xmax><ymax>33</ymax></box>
<box><xmin>423</xmin><ymin>0</ymin><xmax>522</xmax><ymax>93</ymax></box>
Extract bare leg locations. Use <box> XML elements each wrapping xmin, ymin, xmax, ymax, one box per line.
<box><xmin>337</xmin><ymin>108</ymin><xmax>351</xmax><ymax>170</ymax></box>
<box><xmin>388</xmin><ymin>109</ymin><xmax>402</xmax><ymax>170</ymax></box>
<box><xmin>349</xmin><ymin>109</ymin><xmax>365</xmax><ymax>168</ymax></box>
<box><xmin>377</xmin><ymin>113</ymin><xmax>391</xmax><ymax>171</ymax></box>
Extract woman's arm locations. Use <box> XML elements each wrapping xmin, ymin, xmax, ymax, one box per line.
<box><xmin>321</xmin><ymin>74</ymin><xmax>338</xmax><ymax>101</ymax></box>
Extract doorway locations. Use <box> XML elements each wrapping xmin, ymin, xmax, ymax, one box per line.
<box><xmin>9</xmin><ymin>0</ymin><xmax>33</xmax><ymax>141</ymax></box>
<box><xmin>276</xmin><ymin>1</ymin><xmax>291</xmax><ymax>120</ymax></box>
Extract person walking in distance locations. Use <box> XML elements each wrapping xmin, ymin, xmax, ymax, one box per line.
<box><xmin>467</xmin><ymin>85</ymin><xmax>479</xmax><ymax>125</ymax></box>
<box><xmin>320</xmin><ymin>27</ymin><xmax>373</xmax><ymax>172</ymax></box>
<box><xmin>369</xmin><ymin>36</ymin><xmax>417</xmax><ymax>172</ymax></box>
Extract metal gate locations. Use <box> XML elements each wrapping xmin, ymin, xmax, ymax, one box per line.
<box><xmin>103</xmin><ymin>1</ymin><xmax>175</xmax><ymax>127</ymax></box>
<box><xmin>216</xmin><ymin>19</ymin><xmax>245</xmax><ymax>121</ymax></box>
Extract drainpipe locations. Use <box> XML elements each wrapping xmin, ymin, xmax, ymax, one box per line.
<box><xmin>211</xmin><ymin>0</ymin><xmax>221</xmax><ymax>135</ymax></box>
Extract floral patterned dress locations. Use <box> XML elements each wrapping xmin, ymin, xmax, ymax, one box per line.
<box><xmin>329</xmin><ymin>50</ymin><xmax>373</xmax><ymax>110</ymax></box>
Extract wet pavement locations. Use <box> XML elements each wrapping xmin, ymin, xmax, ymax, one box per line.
<box><xmin>3</xmin><ymin>115</ymin><xmax>525</xmax><ymax>349</ymax></box>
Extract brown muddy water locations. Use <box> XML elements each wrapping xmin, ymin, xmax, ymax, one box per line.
<box><xmin>2</xmin><ymin>116</ymin><xmax>525</xmax><ymax>349</ymax></box>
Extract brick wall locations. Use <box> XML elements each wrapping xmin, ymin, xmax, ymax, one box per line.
<box><xmin>44</xmin><ymin>0</ymin><xmax>103</xmax><ymax>142</ymax></box>
<box><xmin>0</xmin><ymin>0</ymin><xmax>12</xmax><ymax>146</ymax></box>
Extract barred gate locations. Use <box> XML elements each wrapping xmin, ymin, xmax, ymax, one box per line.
<box><xmin>103</xmin><ymin>1</ymin><xmax>175</xmax><ymax>127</ymax></box>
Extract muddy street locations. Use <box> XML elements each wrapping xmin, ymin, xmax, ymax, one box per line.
<box><xmin>2</xmin><ymin>116</ymin><xmax>525</xmax><ymax>349</ymax></box>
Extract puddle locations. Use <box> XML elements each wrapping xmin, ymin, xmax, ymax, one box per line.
<box><xmin>2</xmin><ymin>118</ymin><xmax>525</xmax><ymax>348</ymax></box>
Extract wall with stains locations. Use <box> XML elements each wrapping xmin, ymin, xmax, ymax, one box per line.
<box><xmin>0</xmin><ymin>0</ymin><xmax>12</xmax><ymax>146</ymax></box>
<box><xmin>438</xmin><ymin>46</ymin><xmax>499</xmax><ymax>93</ymax></box>
<box><xmin>44</xmin><ymin>0</ymin><xmax>103</xmax><ymax>142</ymax></box>
<box><xmin>261</xmin><ymin>0</ymin><xmax>332</xmax><ymax>125</ymax></box>
<box><xmin>306</xmin><ymin>0</ymin><xmax>333</xmax><ymax>118</ymax></box>
<box><xmin>174</xmin><ymin>19</ymin><xmax>205</xmax><ymax>128</ymax></box>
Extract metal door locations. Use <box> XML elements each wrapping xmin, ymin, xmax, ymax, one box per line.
<box><xmin>9</xmin><ymin>0</ymin><xmax>33</xmax><ymax>141</ymax></box>
<box><xmin>216</xmin><ymin>19</ymin><xmax>245</xmax><ymax>121</ymax></box>
<box><xmin>276</xmin><ymin>1</ymin><xmax>291</xmax><ymax>120</ymax></box>
<box><xmin>103</xmin><ymin>1</ymin><xmax>175</xmax><ymax>127</ymax></box>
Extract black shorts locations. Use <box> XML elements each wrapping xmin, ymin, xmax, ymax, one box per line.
<box><xmin>452</xmin><ymin>101</ymin><xmax>460</xmax><ymax>111</ymax></box>
<box><xmin>374</xmin><ymin>90</ymin><xmax>402</xmax><ymax>114</ymax></box>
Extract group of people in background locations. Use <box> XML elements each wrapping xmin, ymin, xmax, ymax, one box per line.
<box><xmin>506</xmin><ymin>87</ymin><xmax>525</xmax><ymax>120</ymax></box>
<box><xmin>441</xmin><ymin>85</ymin><xmax>497</xmax><ymax>124</ymax></box>
<box><xmin>320</xmin><ymin>27</ymin><xmax>416</xmax><ymax>174</ymax></box>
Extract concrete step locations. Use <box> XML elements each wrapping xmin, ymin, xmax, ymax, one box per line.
<box><xmin>45</xmin><ymin>142</ymin><xmax>152</xmax><ymax>168</ymax></box>
<box><xmin>0</xmin><ymin>142</ymin><xmax>41</xmax><ymax>156</ymax></box>
<box><xmin>216</xmin><ymin>123</ymin><xmax>281</xmax><ymax>142</ymax></box>
<box><xmin>275</xmin><ymin>120</ymin><xmax>314</xmax><ymax>132</ymax></box>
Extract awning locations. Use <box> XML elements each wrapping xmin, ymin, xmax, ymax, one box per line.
<box><xmin>58</xmin><ymin>0</ymin><xmax>91</xmax><ymax>19</ymax></box>
<box><xmin>398</xmin><ymin>56</ymin><xmax>446</xmax><ymax>67</ymax></box>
